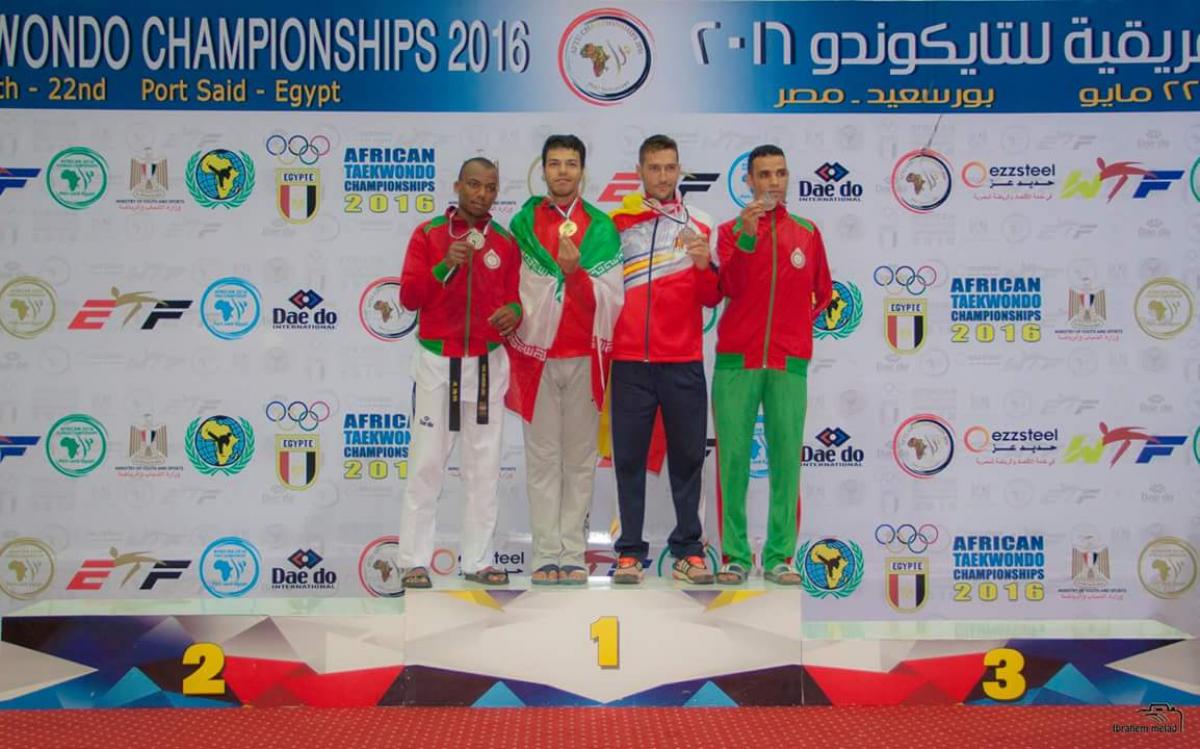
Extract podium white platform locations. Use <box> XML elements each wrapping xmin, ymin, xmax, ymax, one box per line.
<box><xmin>1</xmin><ymin>578</ymin><xmax>1196</xmax><ymax>708</ymax></box>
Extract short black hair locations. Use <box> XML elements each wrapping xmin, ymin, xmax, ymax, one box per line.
<box><xmin>638</xmin><ymin>134</ymin><xmax>678</xmax><ymax>164</ymax></box>
<box><xmin>457</xmin><ymin>156</ymin><xmax>497</xmax><ymax>180</ymax></box>
<box><xmin>542</xmin><ymin>134</ymin><xmax>587</xmax><ymax>168</ymax></box>
<box><xmin>748</xmin><ymin>144</ymin><xmax>786</xmax><ymax>173</ymax></box>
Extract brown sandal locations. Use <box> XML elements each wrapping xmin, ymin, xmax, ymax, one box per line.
<box><xmin>672</xmin><ymin>555</ymin><xmax>714</xmax><ymax>584</ymax></box>
<box><xmin>402</xmin><ymin>566</ymin><xmax>432</xmax><ymax>589</ymax></box>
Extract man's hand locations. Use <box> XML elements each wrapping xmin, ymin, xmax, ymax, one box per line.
<box><xmin>445</xmin><ymin>240</ymin><xmax>473</xmax><ymax>268</ymax></box>
<box><xmin>683</xmin><ymin>231</ymin><xmax>711</xmax><ymax>270</ymax></box>
<box><xmin>738</xmin><ymin>201</ymin><xmax>767</xmax><ymax>239</ymax></box>
<box><xmin>557</xmin><ymin>236</ymin><xmax>581</xmax><ymax>275</ymax></box>
<box><xmin>488</xmin><ymin>306</ymin><xmax>520</xmax><ymax>336</ymax></box>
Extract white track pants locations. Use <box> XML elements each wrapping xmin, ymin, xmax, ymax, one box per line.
<box><xmin>398</xmin><ymin>345</ymin><xmax>508</xmax><ymax>575</ymax></box>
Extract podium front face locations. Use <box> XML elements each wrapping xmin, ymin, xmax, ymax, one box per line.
<box><xmin>402</xmin><ymin>578</ymin><xmax>807</xmax><ymax>706</ymax></box>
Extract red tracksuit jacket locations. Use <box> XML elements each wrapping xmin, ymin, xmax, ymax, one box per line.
<box><xmin>609</xmin><ymin>196</ymin><xmax>720</xmax><ymax>362</ymax></box>
<box><xmin>715</xmin><ymin>205</ymin><xmax>833</xmax><ymax>371</ymax></box>
<box><xmin>399</xmin><ymin>209</ymin><xmax>521</xmax><ymax>357</ymax></box>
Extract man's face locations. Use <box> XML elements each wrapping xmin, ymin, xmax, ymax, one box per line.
<box><xmin>543</xmin><ymin>147</ymin><xmax>583</xmax><ymax>200</ymax></box>
<box><xmin>636</xmin><ymin>147</ymin><xmax>680</xmax><ymax>202</ymax></box>
<box><xmin>454</xmin><ymin>162</ymin><xmax>499</xmax><ymax>217</ymax></box>
<box><xmin>746</xmin><ymin>154</ymin><xmax>789</xmax><ymax>203</ymax></box>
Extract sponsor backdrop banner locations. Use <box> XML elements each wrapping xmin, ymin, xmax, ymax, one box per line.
<box><xmin>0</xmin><ymin>1</ymin><xmax>1197</xmax><ymax>634</ymax></box>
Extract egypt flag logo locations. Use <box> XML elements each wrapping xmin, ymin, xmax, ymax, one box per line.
<box><xmin>266</xmin><ymin>133</ymin><xmax>329</xmax><ymax>225</ymax></box>
<box><xmin>885</xmin><ymin>298</ymin><xmax>927</xmax><ymax>354</ymax></box>
<box><xmin>885</xmin><ymin>557</ymin><xmax>929</xmax><ymax>612</ymax></box>
<box><xmin>276</xmin><ymin>435</ymin><xmax>319</xmax><ymax>490</ymax></box>
<box><xmin>875</xmin><ymin>264</ymin><xmax>934</xmax><ymax>354</ymax></box>
<box><xmin>276</xmin><ymin>168</ymin><xmax>320</xmax><ymax>224</ymax></box>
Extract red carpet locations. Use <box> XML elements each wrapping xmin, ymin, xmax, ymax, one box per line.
<box><xmin>2</xmin><ymin>706</ymin><xmax>1195</xmax><ymax>748</ymax></box>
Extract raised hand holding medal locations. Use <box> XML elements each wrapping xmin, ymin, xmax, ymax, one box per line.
<box><xmin>552</xmin><ymin>195</ymin><xmax>582</xmax><ymax>274</ymax></box>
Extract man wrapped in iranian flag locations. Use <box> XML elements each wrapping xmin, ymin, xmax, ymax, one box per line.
<box><xmin>505</xmin><ymin>134</ymin><xmax>624</xmax><ymax>586</ymax></box>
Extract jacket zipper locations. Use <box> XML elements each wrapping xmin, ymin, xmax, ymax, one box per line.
<box><xmin>463</xmin><ymin>241</ymin><xmax>474</xmax><ymax>356</ymax></box>
<box><xmin>644</xmin><ymin>217</ymin><xmax>660</xmax><ymax>362</ymax></box>
<box><xmin>761</xmin><ymin>213</ymin><xmax>778</xmax><ymax>368</ymax></box>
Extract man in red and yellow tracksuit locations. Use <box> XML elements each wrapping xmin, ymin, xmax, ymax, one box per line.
<box><xmin>396</xmin><ymin>158</ymin><xmax>522</xmax><ymax>589</ymax></box>
<box><xmin>713</xmin><ymin>145</ymin><xmax>833</xmax><ymax>586</ymax></box>
<box><xmin>608</xmin><ymin>135</ymin><xmax>721</xmax><ymax>585</ymax></box>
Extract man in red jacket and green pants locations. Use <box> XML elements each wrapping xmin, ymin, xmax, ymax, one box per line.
<box><xmin>713</xmin><ymin>145</ymin><xmax>833</xmax><ymax>586</ymax></box>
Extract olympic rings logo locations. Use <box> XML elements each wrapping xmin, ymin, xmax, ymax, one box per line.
<box><xmin>873</xmin><ymin>264</ymin><xmax>938</xmax><ymax>296</ymax></box>
<box><xmin>875</xmin><ymin>523</ymin><xmax>939</xmax><ymax>554</ymax></box>
<box><xmin>265</xmin><ymin>400</ymin><xmax>331</xmax><ymax>432</ymax></box>
<box><xmin>265</xmin><ymin>134</ymin><xmax>331</xmax><ymax>166</ymax></box>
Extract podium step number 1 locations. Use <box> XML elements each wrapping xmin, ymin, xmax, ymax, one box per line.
<box><xmin>590</xmin><ymin>616</ymin><xmax>620</xmax><ymax>669</ymax></box>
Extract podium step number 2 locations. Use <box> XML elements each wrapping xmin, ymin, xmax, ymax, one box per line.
<box><xmin>590</xmin><ymin>616</ymin><xmax>620</xmax><ymax>669</ymax></box>
<box><xmin>182</xmin><ymin>643</ymin><xmax>227</xmax><ymax>696</ymax></box>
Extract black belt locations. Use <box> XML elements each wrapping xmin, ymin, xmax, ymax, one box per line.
<box><xmin>448</xmin><ymin>355</ymin><xmax>489</xmax><ymax>432</ymax></box>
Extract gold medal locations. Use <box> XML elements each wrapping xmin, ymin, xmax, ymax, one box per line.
<box><xmin>466</xmin><ymin>229</ymin><xmax>485</xmax><ymax>250</ymax></box>
<box><xmin>558</xmin><ymin>220</ymin><xmax>578</xmax><ymax>238</ymax></box>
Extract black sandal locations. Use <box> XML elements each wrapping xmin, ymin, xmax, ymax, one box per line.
<box><xmin>559</xmin><ymin>565</ymin><xmax>588</xmax><ymax>585</ymax></box>
<box><xmin>531</xmin><ymin>564</ymin><xmax>559</xmax><ymax>585</ymax></box>
<box><xmin>464</xmin><ymin>566</ymin><xmax>509</xmax><ymax>586</ymax></box>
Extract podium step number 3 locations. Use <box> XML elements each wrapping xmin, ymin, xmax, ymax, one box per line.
<box><xmin>982</xmin><ymin>647</ymin><xmax>1026</xmax><ymax>701</ymax></box>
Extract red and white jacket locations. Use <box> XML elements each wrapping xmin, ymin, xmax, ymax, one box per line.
<box><xmin>715</xmin><ymin>205</ymin><xmax>833</xmax><ymax>371</ymax></box>
<box><xmin>609</xmin><ymin>193</ymin><xmax>721</xmax><ymax>362</ymax></box>
<box><xmin>399</xmin><ymin>208</ymin><xmax>521</xmax><ymax>358</ymax></box>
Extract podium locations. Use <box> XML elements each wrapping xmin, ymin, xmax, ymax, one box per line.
<box><xmin>1</xmin><ymin>579</ymin><xmax>1197</xmax><ymax>708</ymax></box>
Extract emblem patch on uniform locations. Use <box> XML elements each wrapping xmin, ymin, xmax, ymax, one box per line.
<box><xmin>484</xmin><ymin>249</ymin><xmax>501</xmax><ymax>269</ymax></box>
<box><xmin>791</xmin><ymin>248</ymin><xmax>806</xmax><ymax>269</ymax></box>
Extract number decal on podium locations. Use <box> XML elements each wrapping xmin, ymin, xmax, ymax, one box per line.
<box><xmin>182</xmin><ymin>642</ymin><xmax>226</xmax><ymax>695</ymax></box>
<box><xmin>982</xmin><ymin>647</ymin><xmax>1026</xmax><ymax>701</ymax></box>
<box><xmin>590</xmin><ymin>616</ymin><xmax>620</xmax><ymax>669</ymax></box>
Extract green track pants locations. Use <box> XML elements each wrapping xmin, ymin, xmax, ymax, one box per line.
<box><xmin>712</xmin><ymin>366</ymin><xmax>808</xmax><ymax>571</ymax></box>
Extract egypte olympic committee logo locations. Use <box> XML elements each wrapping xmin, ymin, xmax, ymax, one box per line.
<box><xmin>559</xmin><ymin>9</ymin><xmax>654</xmax><ymax>105</ymax></box>
<box><xmin>186</xmin><ymin>148</ymin><xmax>255</xmax><ymax>209</ymax></box>
<box><xmin>268</xmin><ymin>133</ymin><xmax>328</xmax><ymax>224</ymax></box>
<box><xmin>891</xmin><ymin>149</ymin><xmax>952</xmax><ymax>213</ymax></box>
